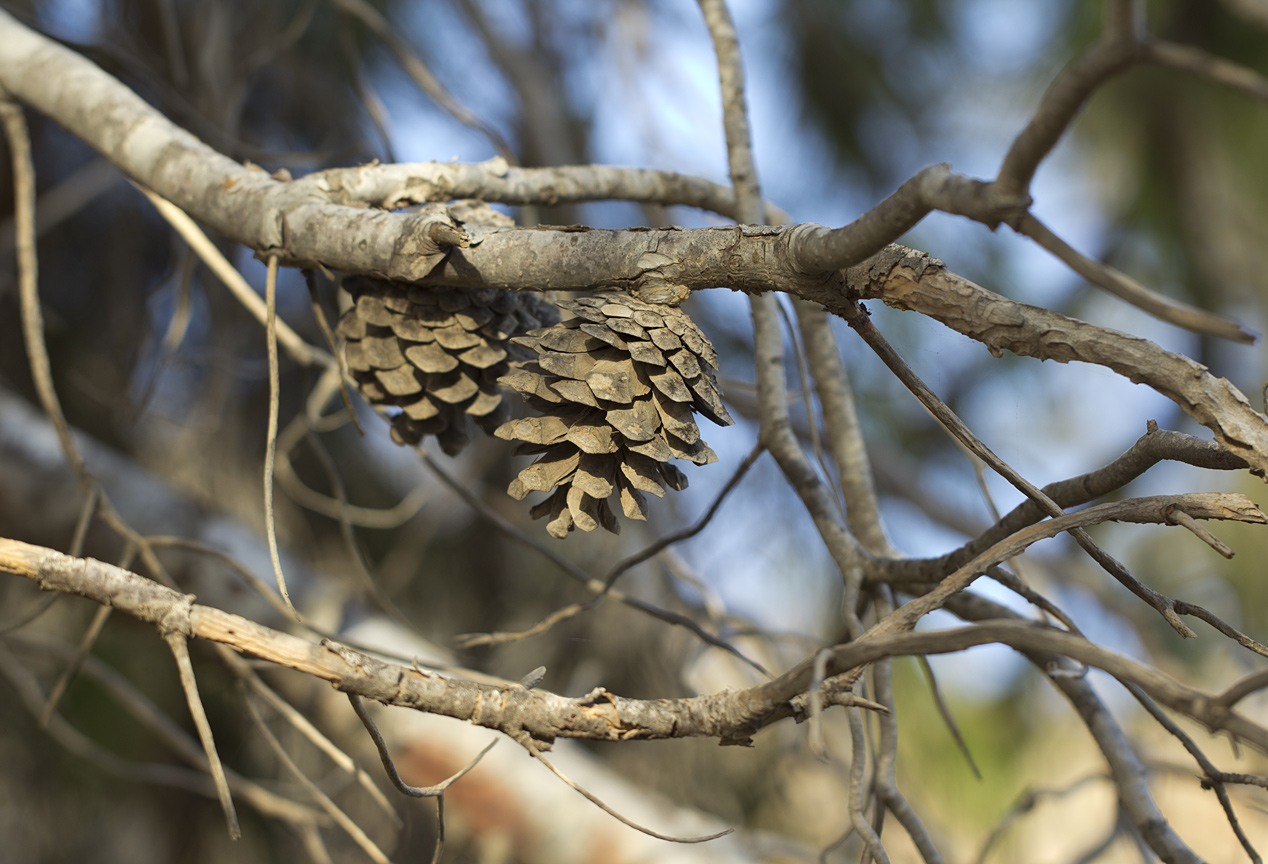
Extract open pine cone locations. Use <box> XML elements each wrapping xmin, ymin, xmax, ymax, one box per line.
<box><xmin>495</xmin><ymin>291</ymin><xmax>733</xmax><ymax>538</ymax></box>
<box><xmin>337</xmin><ymin>276</ymin><xmax>557</xmax><ymax>455</ymax></box>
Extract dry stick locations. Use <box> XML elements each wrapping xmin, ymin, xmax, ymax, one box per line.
<box><xmin>1209</xmin><ymin>772</ymin><xmax>1268</xmax><ymax>791</ymax></box>
<box><xmin>134</xmin><ymin>185</ymin><xmax>330</xmax><ymax>368</ymax></box>
<box><xmin>4</xmin><ymin>98</ymin><xmax>123</xmax><ymax>731</ymax></box>
<box><xmin>946</xmin><ymin>616</ymin><xmax>1202</xmax><ymax>864</ymax></box>
<box><xmin>1015</xmin><ymin>212</ymin><xmax>1253</xmax><ymax>344</ymax></box>
<box><xmin>2</xmin><ymin>98</ymin><xmax>87</xmax><ymax>484</ymax></box>
<box><xmin>1219</xmin><ymin>0</ymin><xmax>1268</xmax><ymax>30</ymax></box>
<box><xmin>165</xmin><ymin>630</ymin><xmax>240</xmax><ymax>839</ymax></box>
<box><xmin>0</xmin><ymin>156</ymin><xmax>118</xmax><ymax>260</ymax></box>
<box><xmin>984</xmin><ymin>565</ymin><xmax>1084</xmax><ymax>636</ymax></box>
<box><xmin>274</xmin><ymin>427</ymin><xmax>424</xmax><ymax>527</ymax></box>
<box><xmin>848</xmin><ymin>253</ymin><xmax>1268</xmax><ymax>477</ymax></box>
<box><xmin>5</xmin><ymin>97</ymin><xmax>315</xmax><ymax>839</ymax></box>
<box><xmin>243</xmin><ymin>692</ymin><xmax>392</xmax><ymax>864</ymax></box>
<box><xmin>945</xmin><ymin>594</ymin><xmax>1202</xmax><ymax>864</ymax></box>
<box><xmin>1214</xmin><ymin>669</ymin><xmax>1268</xmax><ymax>713</ymax></box>
<box><xmin>158</xmin><ymin>248</ymin><xmax>197</xmax><ymax>356</ymax></box>
<box><xmin>798</xmin><ymin>301</ymin><xmax>943</xmax><ymax>860</ymax></box>
<box><xmin>981</xmin><ymin>11</ymin><xmax>1252</xmax><ymax>344</ymax></box>
<box><xmin>842</xmin><ymin>302</ymin><xmax>1201</xmax><ymax>639</ymax></box>
<box><xmin>314</xmin><ymin>160</ymin><xmax>793</xmax><ymax>224</ymax></box>
<box><xmin>10</xmin><ymin>537</ymin><xmax>1268</xmax><ymax>758</ymax></box>
<box><xmin>1125</xmin><ymin>683</ymin><xmax>1263</xmax><ymax>864</ymax></box>
<box><xmin>262</xmin><ymin>255</ymin><xmax>300</xmax><ymax>620</ymax></box>
<box><xmin>5</xmin><ymin>633</ymin><xmax>321</xmax><ymax>823</ymax></box>
<box><xmin>1166</xmin><ymin>506</ymin><xmax>1235</xmax><ymax>558</ymax></box>
<box><xmin>217</xmin><ymin>650</ymin><xmax>399</xmax><ymax>824</ymax></box>
<box><xmin>694</xmin><ymin>0</ymin><xmax>878</xmax><ymax>803</ymax></box>
<box><xmin>295</xmin><ymin>423</ymin><xmax>421</xmax><ymax>632</ymax></box>
<box><xmin>347</xmin><ymin>693</ymin><xmax>496</xmax><ymax>864</ymax></box>
<box><xmin>331</xmin><ymin>0</ymin><xmax>515</xmax><ymax>163</ymax></box>
<box><xmin>38</xmin><ymin>541</ymin><xmax>134</xmax><ymax>727</ymax></box>
<box><xmin>893</xmin><ymin>426</ymin><xmax>1251</xmax><ymax>585</ymax></box>
<box><xmin>525</xmin><ymin>742</ymin><xmax>733</xmax><ymax>844</ymax></box>
<box><xmin>296</xmin><ymin>823</ymin><xmax>335</xmax><ymax>864</ymax></box>
<box><xmin>750</xmin><ymin>494</ymin><xmax>1267</xmax><ymax>713</ymax></box>
<box><xmin>347</xmin><ymin>694</ymin><xmax>495</xmax><ymax>797</ymax></box>
<box><xmin>798</xmin><ymin>303</ymin><xmax>942</xmax><ymax>858</ymax></box>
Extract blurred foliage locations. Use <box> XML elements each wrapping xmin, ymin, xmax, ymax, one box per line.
<box><xmin>2</xmin><ymin>0</ymin><xmax>1267</xmax><ymax>861</ymax></box>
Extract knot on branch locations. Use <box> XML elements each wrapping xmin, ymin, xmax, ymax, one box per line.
<box><xmin>157</xmin><ymin>592</ymin><xmax>196</xmax><ymax>640</ymax></box>
<box><xmin>388</xmin><ymin>203</ymin><xmax>470</xmax><ymax>281</ymax></box>
<box><xmin>917</xmin><ymin>165</ymin><xmax>1032</xmax><ymax>231</ymax></box>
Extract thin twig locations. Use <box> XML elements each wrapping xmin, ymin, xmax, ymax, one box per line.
<box><xmin>601</xmin><ymin>442</ymin><xmax>763</xmax><ymax>588</ymax></box>
<box><xmin>973</xmin><ymin>774</ymin><xmax>1110</xmax><ymax>864</ymax></box>
<box><xmin>994</xmin><ymin>28</ymin><xmax>1137</xmax><ymax>198</ymax></box>
<box><xmin>916</xmin><ymin>655</ymin><xmax>981</xmax><ymax>781</ymax></box>
<box><xmin>0</xmin><ymin>639</ymin><xmax>321</xmax><ymax>824</ymax></box>
<box><xmin>428</xmin><ymin>455</ymin><xmax>769</xmax><ymax>670</ymax></box>
<box><xmin>263</xmin><ymin>255</ymin><xmax>300</xmax><ymax>619</ymax></box>
<box><xmin>1125</xmin><ymin>683</ymin><xmax>1262</xmax><ymax>864</ymax></box>
<box><xmin>332</xmin><ymin>0</ymin><xmax>515</xmax><ymax>162</ymax></box>
<box><xmin>303</xmin><ymin>269</ymin><xmax>363</xmax><ymax>434</ymax></box>
<box><xmin>145</xmin><ymin>535</ymin><xmax>298</xmax><ymax>623</ymax></box>
<box><xmin>1144</xmin><ymin>40</ymin><xmax>1268</xmax><ymax>105</ymax></box>
<box><xmin>871</xmin><ymin>588</ymin><xmax>943</xmax><ymax>864</ymax></box>
<box><xmin>243</xmin><ymin>691</ymin><xmax>391</xmax><ymax>864</ymax></box>
<box><xmin>846</xmin><ymin>707</ymin><xmax>890</xmax><ymax>864</ymax></box>
<box><xmin>40</xmin><ymin>604</ymin><xmax>112</xmax><ymax>728</ymax></box>
<box><xmin>220</xmin><ymin>651</ymin><xmax>399</xmax><ymax>824</ymax></box>
<box><xmin>347</xmin><ymin>694</ymin><xmax>496</xmax><ymax>797</ymax></box>
<box><xmin>133</xmin><ymin>184</ymin><xmax>331</xmax><ymax>367</ymax></box>
<box><xmin>526</xmin><ymin>742</ymin><xmax>734</xmax><ymax>844</ymax></box>
<box><xmin>1015</xmin><ymin>212</ymin><xmax>1253</xmax><ymax>344</ymax></box>
<box><xmin>842</xmin><ymin>302</ymin><xmax>1204</xmax><ymax>638</ymax></box>
<box><xmin>164</xmin><ymin>631</ymin><xmax>240</xmax><ymax>839</ymax></box>
<box><xmin>337</xmin><ymin>22</ymin><xmax>396</xmax><ymax>163</ymax></box>
<box><xmin>780</xmin><ymin>298</ymin><xmax>845</xmax><ymax>518</ymax></box>
<box><xmin>2</xmin><ymin>98</ymin><xmax>88</xmax><ymax>485</ymax></box>
<box><xmin>1167</xmin><ymin>505</ymin><xmax>1234</xmax><ymax>558</ymax></box>
<box><xmin>794</xmin><ymin>299</ymin><xmax>892</xmax><ymax>554</ymax></box>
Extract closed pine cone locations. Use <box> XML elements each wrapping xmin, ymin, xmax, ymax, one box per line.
<box><xmin>337</xmin><ymin>276</ymin><xmax>557</xmax><ymax>455</ymax></box>
<box><xmin>496</xmin><ymin>291</ymin><xmax>733</xmax><ymax>538</ymax></box>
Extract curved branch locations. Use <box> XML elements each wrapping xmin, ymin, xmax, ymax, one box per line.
<box><xmin>5</xmin><ymin>532</ymin><xmax>1267</xmax><ymax>756</ymax></box>
<box><xmin>847</xmin><ymin>247</ymin><xmax>1268</xmax><ymax>477</ymax></box>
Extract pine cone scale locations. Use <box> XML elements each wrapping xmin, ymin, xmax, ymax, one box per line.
<box><xmin>496</xmin><ymin>290</ymin><xmax>732</xmax><ymax>538</ymax></box>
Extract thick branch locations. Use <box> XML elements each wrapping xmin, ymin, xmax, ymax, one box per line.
<box><xmin>847</xmin><ymin>247</ymin><xmax>1268</xmax><ymax>477</ymax></box>
<box><xmin>5</xmin><ymin>529</ymin><xmax>1266</xmax><ymax>752</ymax></box>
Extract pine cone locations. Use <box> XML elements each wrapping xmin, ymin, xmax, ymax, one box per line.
<box><xmin>495</xmin><ymin>291</ymin><xmax>733</xmax><ymax>538</ymax></box>
<box><xmin>337</xmin><ymin>276</ymin><xmax>558</xmax><ymax>455</ymax></box>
